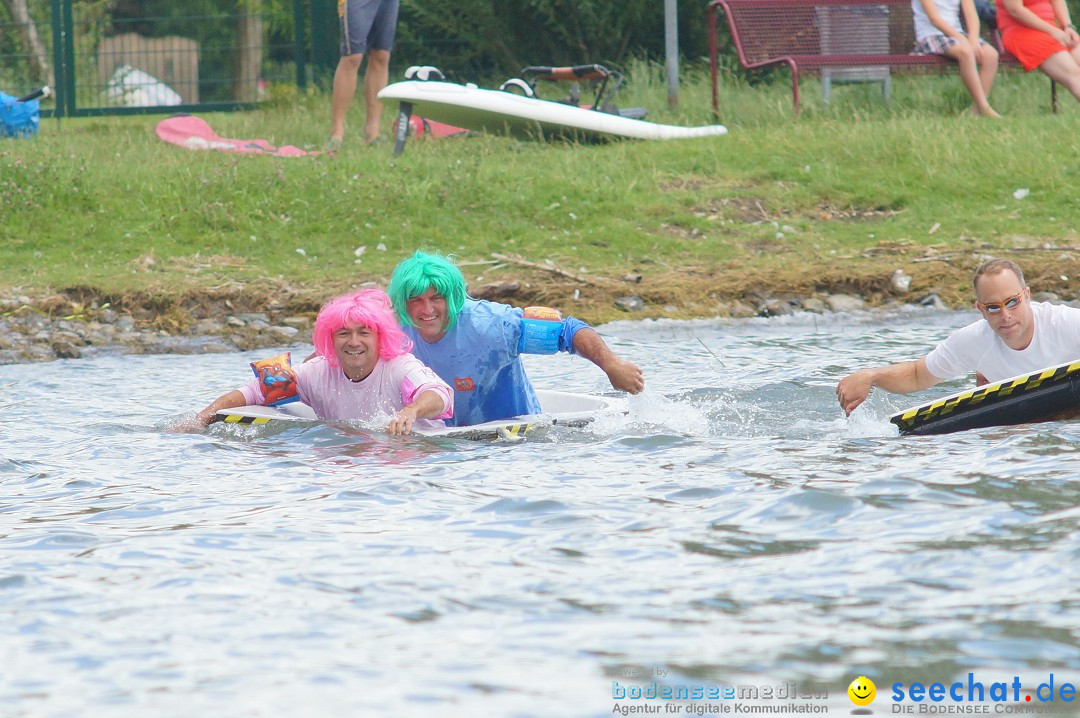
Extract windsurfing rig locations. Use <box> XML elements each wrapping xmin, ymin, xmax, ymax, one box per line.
<box><xmin>390</xmin><ymin>63</ymin><xmax>645</xmax><ymax>157</ymax></box>
<box><xmin>504</xmin><ymin>64</ymin><xmax>645</xmax><ymax>119</ymax></box>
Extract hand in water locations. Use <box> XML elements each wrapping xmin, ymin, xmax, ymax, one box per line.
<box><xmin>386</xmin><ymin>406</ymin><xmax>418</xmax><ymax>435</ymax></box>
<box><xmin>170</xmin><ymin>411</ymin><xmax>214</xmax><ymax>433</ymax></box>
<box><xmin>836</xmin><ymin>370</ymin><xmax>873</xmax><ymax>416</ymax></box>
<box><xmin>606</xmin><ymin>359</ymin><xmax>645</xmax><ymax>394</ymax></box>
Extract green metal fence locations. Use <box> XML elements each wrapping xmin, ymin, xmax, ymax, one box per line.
<box><xmin>0</xmin><ymin>0</ymin><xmax>341</xmax><ymax>118</ymax></box>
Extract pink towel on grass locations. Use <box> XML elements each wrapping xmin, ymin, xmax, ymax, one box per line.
<box><xmin>155</xmin><ymin>115</ymin><xmax>316</xmax><ymax>157</ymax></box>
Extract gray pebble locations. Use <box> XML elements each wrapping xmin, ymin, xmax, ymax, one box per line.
<box><xmin>269</xmin><ymin>325</ymin><xmax>301</xmax><ymax>340</ymax></box>
<box><xmin>825</xmin><ymin>294</ymin><xmax>866</xmax><ymax>313</ymax></box>
<box><xmin>233</xmin><ymin>312</ymin><xmax>270</xmax><ymax>324</ymax></box>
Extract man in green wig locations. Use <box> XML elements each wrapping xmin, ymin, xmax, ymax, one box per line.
<box><xmin>388</xmin><ymin>251</ymin><xmax>644</xmax><ymax>426</ymax></box>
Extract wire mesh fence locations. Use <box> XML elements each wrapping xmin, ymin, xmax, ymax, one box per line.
<box><xmin>0</xmin><ymin>0</ymin><xmax>323</xmax><ymax>118</ymax></box>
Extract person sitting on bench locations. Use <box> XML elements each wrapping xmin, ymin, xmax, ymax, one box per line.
<box><xmin>913</xmin><ymin>0</ymin><xmax>1002</xmax><ymax>116</ymax></box>
<box><xmin>998</xmin><ymin>0</ymin><xmax>1080</xmax><ymax>102</ymax></box>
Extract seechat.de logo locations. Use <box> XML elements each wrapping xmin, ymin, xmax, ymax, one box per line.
<box><xmin>848</xmin><ymin>676</ymin><xmax>877</xmax><ymax>714</ymax></box>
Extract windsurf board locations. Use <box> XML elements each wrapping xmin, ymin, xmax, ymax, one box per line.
<box><xmin>213</xmin><ymin>388</ymin><xmax>623</xmax><ymax>441</ymax></box>
<box><xmin>890</xmin><ymin>359</ymin><xmax>1080</xmax><ymax>436</ymax></box>
<box><xmin>377</xmin><ymin>81</ymin><xmax>728</xmax><ymax>142</ymax></box>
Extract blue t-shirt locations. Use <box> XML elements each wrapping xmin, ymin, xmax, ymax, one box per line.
<box><xmin>402</xmin><ymin>299</ymin><xmax>587</xmax><ymax>426</ymax></box>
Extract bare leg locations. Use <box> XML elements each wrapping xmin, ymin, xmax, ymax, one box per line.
<box><xmin>1040</xmin><ymin>48</ymin><xmax>1080</xmax><ymax>101</ymax></box>
<box><xmin>362</xmin><ymin>49</ymin><xmax>391</xmax><ymax>143</ymax></box>
<box><xmin>330</xmin><ymin>53</ymin><xmax>365</xmax><ymax>143</ymax></box>
<box><xmin>945</xmin><ymin>40</ymin><xmax>1000</xmax><ymax>117</ymax></box>
<box><xmin>978</xmin><ymin>43</ymin><xmax>999</xmax><ymax>98</ymax></box>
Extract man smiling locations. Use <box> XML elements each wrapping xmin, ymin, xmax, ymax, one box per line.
<box><xmin>387</xmin><ymin>251</ymin><xmax>644</xmax><ymax>426</ymax></box>
<box><xmin>193</xmin><ymin>289</ymin><xmax>452</xmax><ymax>434</ymax></box>
<box><xmin>836</xmin><ymin>258</ymin><xmax>1080</xmax><ymax>415</ymax></box>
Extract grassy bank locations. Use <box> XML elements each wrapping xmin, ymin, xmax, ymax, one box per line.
<box><xmin>2</xmin><ymin>63</ymin><xmax>1079</xmax><ymax>322</ymax></box>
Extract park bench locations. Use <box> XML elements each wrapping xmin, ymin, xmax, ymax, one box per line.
<box><xmin>706</xmin><ymin>0</ymin><xmax>1058</xmax><ymax>115</ymax></box>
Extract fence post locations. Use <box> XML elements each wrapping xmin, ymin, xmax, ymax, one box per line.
<box><xmin>309</xmin><ymin>0</ymin><xmax>338</xmax><ymax>86</ymax></box>
<box><xmin>61</xmin><ymin>0</ymin><xmax>75</xmax><ymax>116</ymax></box>
<box><xmin>664</xmin><ymin>0</ymin><xmax>679</xmax><ymax>109</ymax></box>
<box><xmin>50</xmin><ymin>0</ymin><xmax>65</xmax><ymax>118</ymax></box>
<box><xmin>294</xmin><ymin>0</ymin><xmax>307</xmax><ymax>89</ymax></box>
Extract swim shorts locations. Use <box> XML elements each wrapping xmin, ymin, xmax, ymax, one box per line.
<box><xmin>339</xmin><ymin>0</ymin><xmax>399</xmax><ymax>56</ymax></box>
<box><xmin>913</xmin><ymin>34</ymin><xmax>991</xmax><ymax>56</ymax></box>
<box><xmin>1001</xmin><ymin>26</ymin><xmax>1068</xmax><ymax>71</ymax></box>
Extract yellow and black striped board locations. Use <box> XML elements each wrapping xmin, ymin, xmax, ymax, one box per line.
<box><xmin>890</xmin><ymin>359</ymin><xmax>1080</xmax><ymax>435</ymax></box>
<box><xmin>220</xmin><ymin>414</ymin><xmax>272</xmax><ymax>426</ymax></box>
<box><xmin>210</xmin><ymin>389</ymin><xmax>619</xmax><ymax>441</ymax></box>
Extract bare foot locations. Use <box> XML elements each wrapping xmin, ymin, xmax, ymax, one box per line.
<box><xmin>967</xmin><ymin>104</ymin><xmax>1002</xmax><ymax>118</ymax></box>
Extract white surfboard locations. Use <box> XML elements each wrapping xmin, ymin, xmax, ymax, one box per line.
<box><xmin>213</xmin><ymin>389</ymin><xmax>624</xmax><ymax>441</ymax></box>
<box><xmin>377</xmin><ymin>80</ymin><xmax>728</xmax><ymax>142</ymax></box>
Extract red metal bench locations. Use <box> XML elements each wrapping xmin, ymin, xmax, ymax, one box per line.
<box><xmin>707</xmin><ymin>0</ymin><xmax>1057</xmax><ymax>115</ymax></box>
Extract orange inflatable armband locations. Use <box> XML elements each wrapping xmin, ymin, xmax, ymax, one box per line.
<box><xmin>250</xmin><ymin>352</ymin><xmax>300</xmax><ymax>406</ymax></box>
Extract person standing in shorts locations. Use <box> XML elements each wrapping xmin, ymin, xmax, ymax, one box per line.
<box><xmin>913</xmin><ymin>0</ymin><xmax>1002</xmax><ymax>116</ymax></box>
<box><xmin>328</xmin><ymin>0</ymin><xmax>399</xmax><ymax>149</ymax></box>
<box><xmin>998</xmin><ymin>0</ymin><xmax>1080</xmax><ymax>101</ymax></box>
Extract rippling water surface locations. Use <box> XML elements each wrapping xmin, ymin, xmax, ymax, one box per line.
<box><xmin>2</xmin><ymin>309</ymin><xmax>1079</xmax><ymax>717</ymax></box>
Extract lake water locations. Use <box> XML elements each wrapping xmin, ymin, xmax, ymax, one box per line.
<box><xmin>2</xmin><ymin>308</ymin><xmax>1079</xmax><ymax>718</ymax></box>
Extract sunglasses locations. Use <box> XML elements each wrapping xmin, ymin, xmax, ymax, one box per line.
<box><xmin>979</xmin><ymin>290</ymin><xmax>1024</xmax><ymax>314</ymax></box>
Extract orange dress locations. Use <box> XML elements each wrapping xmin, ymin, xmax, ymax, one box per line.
<box><xmin>996</xmin><ymin>0</ymin><xmax>1069</xmax><ymax>70</ymax></box>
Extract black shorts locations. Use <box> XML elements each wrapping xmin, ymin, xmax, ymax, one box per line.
<box><xmin>339</xmin><ymin>0</ymin><xmax>399</xmax><ymax>56</ymax></box>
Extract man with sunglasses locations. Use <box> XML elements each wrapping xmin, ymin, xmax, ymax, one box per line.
<box><xmin>836</xmin><ymin>258</ymin><xmax>1080</xmax><ymax>415</ymax></box>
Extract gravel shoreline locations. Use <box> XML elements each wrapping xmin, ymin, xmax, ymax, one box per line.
<box><xmin>0</xmin><ymin>294</ymin><xmax>313</xmax><ymax>365</ymax></box>
<box><xmin>7</xmin><ymin>261</ymin><xmax>1075</xmax><ymax>365</ymax></box>
<box><xmin>1</xmin><ymin>283</ymin><xmax>948</xmax><ymax>365</ymax></box>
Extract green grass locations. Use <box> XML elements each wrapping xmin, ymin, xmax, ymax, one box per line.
<box><xmin>2</xmin><ymin>61</ymin><xmax>1078</xmax><ymax>313</ymax></box>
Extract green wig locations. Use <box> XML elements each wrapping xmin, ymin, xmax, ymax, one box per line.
<box><xmin>387</xmin><ymin>251</ymin><xmax>468</xmax><ymax>330</ymax></box>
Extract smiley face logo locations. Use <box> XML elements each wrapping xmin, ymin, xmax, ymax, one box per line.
<box><xmin>848</xmin><ymin>676</ymin><xmax>876</xmax><ymax>706</ymax></box>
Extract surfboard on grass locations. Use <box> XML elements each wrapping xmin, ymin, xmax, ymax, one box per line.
<box><xmin>378</xmin><ymin>80</ymin><xmax>728</xmax><ymax>155</ymax></box>
<box><xmin>213</xmin><ymin>389</ymin><xmax>623</xmax><ymax>441</ymax></box>
<box><xmin>890</xmin><ymin>359</ymin><xmax>1080</xmax><ymax>436</ymax></box>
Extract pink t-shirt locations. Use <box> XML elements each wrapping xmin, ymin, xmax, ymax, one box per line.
<box><xmin>239</xmin><ymin>353</ymin><xmax>453</xmax><ymax>429</ymax></box>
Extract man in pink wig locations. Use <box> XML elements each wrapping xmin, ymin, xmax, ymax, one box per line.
<box><xmin>193</xmin><ymin>288</ymin><xmax>452</xmax><ymax>434</ymax></box>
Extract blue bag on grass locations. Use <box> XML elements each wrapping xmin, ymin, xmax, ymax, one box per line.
<box><xmin>0</xmin><ymin>92</ymin><xmax>40</xmax><ymax>138</ymax></box>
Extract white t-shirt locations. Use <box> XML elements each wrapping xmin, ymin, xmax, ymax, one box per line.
<box><xmin>924</xmin><ymin>302</ymin><xmax>1080</xmax><ymax>382</ymax></box>
<box><xmin>239</xmin><ymin>353</ymin><xmax>453</xmax><ymax>429</ymax></box>
<box><xmin>912</xmin><ymin>0</ymin><xmax>963</xmax><ymax>41</ymax></box>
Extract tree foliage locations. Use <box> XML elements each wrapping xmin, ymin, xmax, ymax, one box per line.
<box><xmin>395</xmin><ymin>0</ymin><xmax>711</xmax><ymax>80</ymax></box>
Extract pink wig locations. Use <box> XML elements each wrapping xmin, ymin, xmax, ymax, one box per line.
<box><xmin>312</xmin><ymin>288</ymin><xmax>413</xmax><ymax>368</ymax></box>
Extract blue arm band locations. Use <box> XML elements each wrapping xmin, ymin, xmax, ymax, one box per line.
<box><xmin>519</xmin><ymin>316</ymin><xmax>563</xmax><ymax>354</ymax></box>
